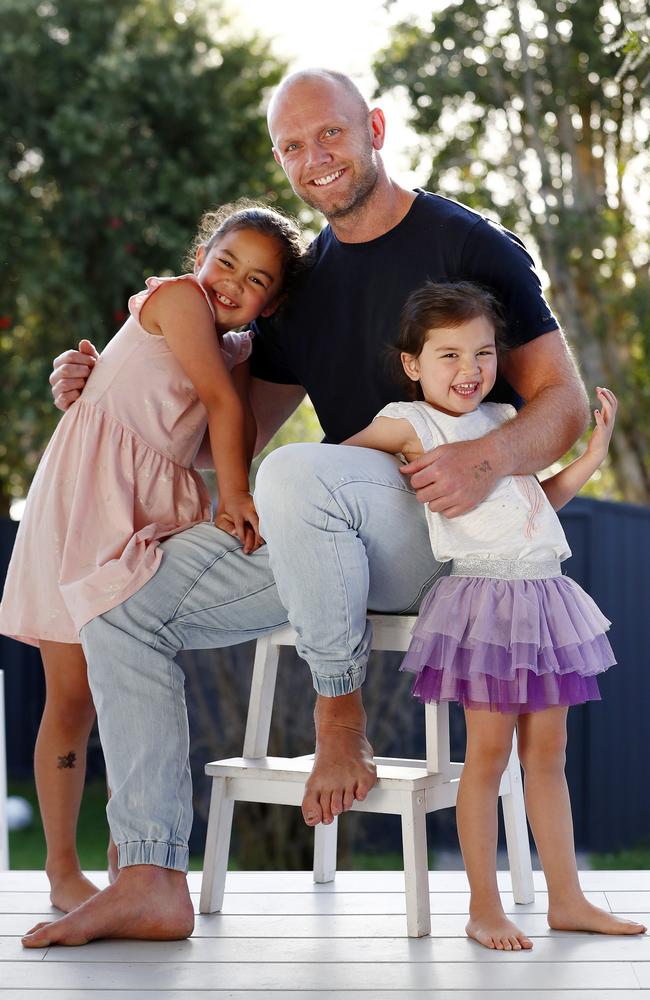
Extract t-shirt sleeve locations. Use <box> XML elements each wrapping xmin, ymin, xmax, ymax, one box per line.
<box><xmin>249</xmin><ymin>315</ymin><xmax>301</xmax><ymax>385</ymax></box>
<box><xmin>460</xmin><ymin>219</ymin><xmax>559</xmax><ymax>347</ymax></box>
<box><xmin>375</xmin><ymin>402</ymin><xmax>438</xmax><ymax>452</ymax></box>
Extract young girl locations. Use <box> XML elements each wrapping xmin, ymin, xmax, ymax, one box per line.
<box><xmin>0</xmin><ymin>200</ymin><xmax>304</xmax><ymax>913</ymax></box>
<box><xmin>346</xmin><ymin>281</ymin><xmax>646</xmax><ymax>951</ymax></box>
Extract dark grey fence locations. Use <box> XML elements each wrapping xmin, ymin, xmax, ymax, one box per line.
<box><xmin>1</xmin><ymin>495</ymin><xmax>649</xmax><ymax>854</ymax></box>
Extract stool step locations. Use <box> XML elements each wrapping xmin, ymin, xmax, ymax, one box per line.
<box><xmin>205</xmin><ymin>754</ymin><xmax>463</xmax><ymax>789</ymax></box>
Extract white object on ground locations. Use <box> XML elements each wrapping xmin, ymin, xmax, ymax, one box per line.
<box><xmin>6</xmin><ymin>797</ymin><xmax>33</xmax><ymax>832</ymax></box>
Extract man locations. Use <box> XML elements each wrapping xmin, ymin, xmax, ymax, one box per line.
<box><xmin>24</xmin><ymin>69</ymin><xmax>588</xmax><ymax>946</ymax></box>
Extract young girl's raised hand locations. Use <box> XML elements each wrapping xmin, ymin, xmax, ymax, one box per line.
<box><xmin>586</xmin><ymin>387</ymin><xmax>618</xmax><ymax>464</ymax></box>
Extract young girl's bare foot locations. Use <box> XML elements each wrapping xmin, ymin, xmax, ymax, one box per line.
<box><xmin>466</xmin><ymin>908</ymin><xmax>533</xmax><ymax>951</ymax></box>
<box><xmin>48</xmin><ymin>869</ymin><xmax>101</xmax><ymax>913</ymax></box>
<box><xmin>548</xmin><ymin>897</ymin><xmax>647</xmax><ymax>935</ymax></box>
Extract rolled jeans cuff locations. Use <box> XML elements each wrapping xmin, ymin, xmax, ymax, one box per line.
<box><xmin>117</xmin><ymin>839</ymin><xmax>189</xmax><ymax>873</ymax></box>
<box><xmin>311</xmin><ymin>662</ymin><xmax>366</xmax><ymax>697</ymax></box>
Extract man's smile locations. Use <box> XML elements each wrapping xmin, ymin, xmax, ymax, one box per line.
<box><xmin>311</xmin><ymin>168</ymin><xmax>345</xmax><ymax>187</ymax></box>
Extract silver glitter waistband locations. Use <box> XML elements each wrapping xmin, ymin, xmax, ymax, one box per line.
<box><xmin>450</xmin><ymin>557</ymin><xmax>562</xmax><ymax>580</ymax></box>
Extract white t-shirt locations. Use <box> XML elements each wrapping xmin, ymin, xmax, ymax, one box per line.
<box><xmin>376</xmin><ymin>401</ymin><xmax>571</xmax><ymax>565</ymax></box>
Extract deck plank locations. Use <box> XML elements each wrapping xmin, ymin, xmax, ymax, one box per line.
<box><xmin>0</xmin><ymin>889</ymin><xmax>613</xmax><ymax>916</ymax></box>
<box><xmin>1</xmin><ymin>993</ymin><xmax>650</xmax><ymax>1000</ymax></box>
<box><xmin>37</xmin><ymin>932</ymin><xmax>650</xmax><ymax>963</ymax></box>
<box><xmin>0</xmin><ymin>959</ymin><xmax>642</xmax><ymax>990</ymax></box>
<box><xmin>4</xmin><ymin>868</ymin><xmax>650</xmax><ymax>893</ymax></box>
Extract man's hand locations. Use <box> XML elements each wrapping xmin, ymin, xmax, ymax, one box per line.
<box><xmin>50</xmin><ymin>340</ymin><xmax>99</xmax><ymax>411</ymax></box>
<box><xmin>400</xmin><ymin>437</ymin><xmax>502</xmax><ymax>518</ymax></box>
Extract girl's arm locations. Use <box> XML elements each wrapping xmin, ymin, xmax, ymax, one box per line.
<box><xmin>540</xmin><ymin>388</ymin><xmax>617</xmax><ymax>511</ymax></box>
<box><xmin>142</xmin><ymin>280</ymin><xmax>261</xmax><ymax>552</ymax></box>
<box><xmin>344</xmin><ymin>417</ymin><xmax>424</xmax><ymax>461</ymax></box>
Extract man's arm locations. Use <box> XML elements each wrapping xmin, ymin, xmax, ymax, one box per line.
<box><xmin>403</xmin><ymin>329</ymin><xmax>590</xmax><ymax>518</ymax></box>
<box><xmin>249</xmin><ymin>377</ymin><xmax>306</xmax><ymax>454</ymax></box>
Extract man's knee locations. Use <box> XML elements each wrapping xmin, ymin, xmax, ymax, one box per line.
<box><xmin>255</xmin><ymin>443</ymin><xmax>323</xmax><ymax>516</ymax></box>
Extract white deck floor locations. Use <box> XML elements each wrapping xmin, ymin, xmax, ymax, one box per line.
<box><xmin>0</xmin><ymin>869</ymin><xmax>649</xmax><ymax>997</ymax></box>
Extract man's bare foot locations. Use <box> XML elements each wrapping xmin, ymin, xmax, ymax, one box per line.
<box><xmin>302</xmin><ymin>690</ymin><xmax>377</xmax><ymax>826</ymax></box>
<box><xmin>466</xmin><ymin>908</ymin><xmax>533</xmax><ymax>951</ymax></box>
<box><xmin>48</xmin><ymin>869</ymin><xmax>101</xmax><ymax>913</ymax></box>
<box><xmin>548</xmin><ymin>896</ymin><xmax>647</xmax><ymax>935</ymax></box>
<box><xmin>22</xmin><ymin>865</ymin><xmax>194</xmax><ymax>947</ymax></box>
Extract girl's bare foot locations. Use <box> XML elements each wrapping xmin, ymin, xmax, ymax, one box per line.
<box><xmin>48</xmin><ymin>870</ymin><xmax>101</xmax><ymax>913</ymax></box>
<box><xmin>302</xmin><ymin>691</ymin><xmax>377</xmax><ymax>826</ymax></box>
<box><xmin>466</xmin><ymin>908</ymin><xmax>533</xmax><ymax>951</ymax></box>
<box><xmin>548</xmin><ymin>897</ymin><xmax>647</xmax><ymax>935</ymax></box>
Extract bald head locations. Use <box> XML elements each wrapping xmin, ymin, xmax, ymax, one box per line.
<box><xmin>267</xmin><ymin>69</ymin><xmax>369</xmax><ymax>144</ymax></box>
<box><xmin>267</xmin><ymin>68</ymin><xmax>387</xmax><ymax>224</ymax></box>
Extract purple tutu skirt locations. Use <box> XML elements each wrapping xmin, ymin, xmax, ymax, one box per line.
<box><xmin>402</xmin><ymin>572</ymin><xmax>615</xmax><ymax>713</ymax></box>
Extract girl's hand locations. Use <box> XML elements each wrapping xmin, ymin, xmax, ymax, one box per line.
<box><xmin>215</xmin><ymin>492</ymin><xmax>264</xmax><ymax>554</ymax></box>
<box><xmin>585</xmin><ymin>387</ymin><xmax>617</xmax><ymax>465</ymax></box>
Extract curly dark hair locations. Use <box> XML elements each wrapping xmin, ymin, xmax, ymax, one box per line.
<box><xmin>389</xmin><ymin>281</ymin><xmax>508</xmax><ymax>400</ymax></box>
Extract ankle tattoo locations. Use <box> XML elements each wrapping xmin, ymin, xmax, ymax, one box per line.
<box><xmin>57</xmin><ymin>751</ymin><xmax>77</xmax><ymax>769</ymax></box>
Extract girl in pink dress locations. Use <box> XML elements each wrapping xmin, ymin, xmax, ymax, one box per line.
<box><xmin>0</xmin><ymin>201</ymin><xmax>303</xmax><ymax>912</ymax></box>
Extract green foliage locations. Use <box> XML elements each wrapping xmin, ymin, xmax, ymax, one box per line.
<box><xmin>590</xmin><ymin>844</ymin><xmax>650</xmax><ymax>869</ymax></box>
<box><xmin>0</xmin><ymin>0</ymin><xmax>300</xmax><ymax>512</ymax></box>
<box><xmin>375</xmin><ymin>0</ymin><xmax>650</xmax><ymax>503</ymax></box>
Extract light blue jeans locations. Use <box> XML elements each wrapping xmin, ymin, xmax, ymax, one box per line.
<box><xmin>81</xmin><ymin>443</ymin><xmax>442</xmax><ymax>871</ymax></box>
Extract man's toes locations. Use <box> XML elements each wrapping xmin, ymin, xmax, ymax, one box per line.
<box><xmin>509</xmin><ymin>936</ymin><xmax>522</xmax><ymax>950</ymax></box>
<box><xmin>320</xmin><ymin>792</ymin><xmax>334</xmax><ymax>825</ymax></box>
<box><xmin>301</xmin><ymin>790</ymin><xmax>323</xmax><ymax>827</ymax></box>
<box><xmin>355</xmin><ymin>772</ymin><xmax>377</xmax><ymax>800</ymax></box>
<box><xmin>24</xmin><ymin>921</ymin><xmax>48</xmax><ymax>936</ymax></box>
<box><xmin>330</xmin><ymin>789</ymin><xmax>344</xmax><ymax>817</ymax></box>
<box><xmin>22</xmin><ymin>924</ymin><xmax>54</xmax><ymax>948</ymax></box>
<box><xmin>342</xmin><ymin>786</ymin><xmax>355</xmax><ymax>811</ymax></box>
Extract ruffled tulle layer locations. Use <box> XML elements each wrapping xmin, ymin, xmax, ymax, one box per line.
<box><xmin>402</xmin><ymin>573</ymin><xmax>615</xmax><ymax>713</ymax></box>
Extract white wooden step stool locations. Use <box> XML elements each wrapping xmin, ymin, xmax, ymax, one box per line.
<box><xmin>200</xmin><ymin>615</ymin><xmax>534</xmax><ymax>937</ymax></box>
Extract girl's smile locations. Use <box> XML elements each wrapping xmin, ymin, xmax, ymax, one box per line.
<box><xmin>402</xmin><ymin>314</ymin><xmax>498</xmax><ymax>416</ymax></box>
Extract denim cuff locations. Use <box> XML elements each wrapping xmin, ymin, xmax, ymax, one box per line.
<box><xmin>311</xmin><ymin>662</ymin><xmax>366</xmax><ymax>697</ymax></box>
<box><xmin>117</xmin><ymin>839</ymin><xmax>189</xmax><ymax>873</ymax></box>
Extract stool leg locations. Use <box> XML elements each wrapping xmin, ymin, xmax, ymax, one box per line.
<box><xmin>501</xmin><ymin>736</ymin><xmax>535</xmax><ymax>905</ymax></box>
<box><xmin>401</xmin><ymin>790</ymin><xmax>431</xmax><ymax>937</ymax></box>
<box><xmin>313</xmin><ymin>817</ymin><xmax>338</xmax><ymax>883</ymax></box>
<box><xmin>200</xmin><ymin>777</ymin><xmax>234</xmax><ymax>914</ymax></box>
<box><xmin>243</xmin><ymin>638</ymin><xmax>281</xmax><ymax>758</ymax></box>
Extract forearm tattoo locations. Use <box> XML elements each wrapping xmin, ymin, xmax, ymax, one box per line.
<box><xmin>57</xmin><ymin>751</ymin><xmax>77</xmax><ymax>769</ymax></box>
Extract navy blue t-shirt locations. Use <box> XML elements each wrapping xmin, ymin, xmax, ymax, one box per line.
<box><xmin>250</xmin><ymin>191</ymin><xmax>558</xmax><ymax>443</ymax></box>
